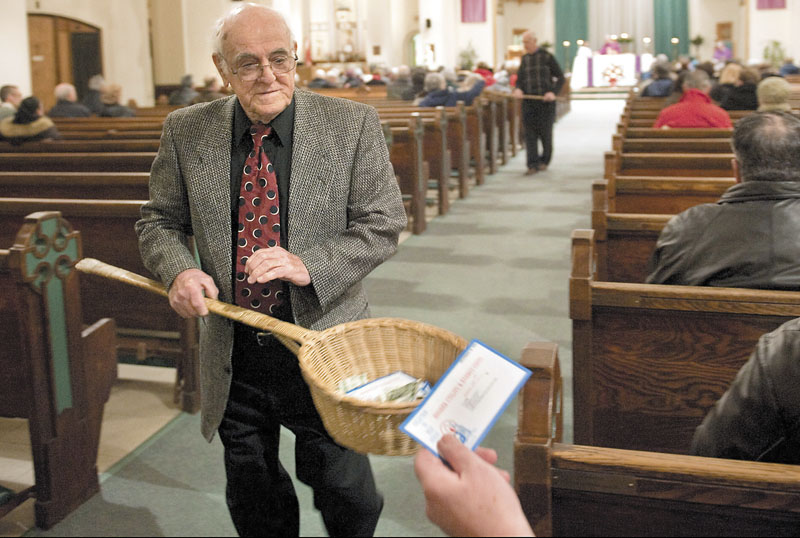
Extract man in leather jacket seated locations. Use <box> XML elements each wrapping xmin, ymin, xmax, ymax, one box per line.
<box><xmin>646</xmin><ymin>111</ymin><xmax>800</xmax><ymax>289</ymax></box>
<box><xmin>692</xmin><ymin>318</ymin><xmax>800</xmax><ymax>463</ymax></box>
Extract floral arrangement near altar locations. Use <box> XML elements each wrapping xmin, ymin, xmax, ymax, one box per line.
<box><xmin>602</xmin><ymin>64</ymin><xmax>624</xmax><ymax>86</ymax></box>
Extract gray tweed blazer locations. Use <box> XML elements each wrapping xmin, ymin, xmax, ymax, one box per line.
<box><xmin>136</xmin><ymin>89</ymin><xmax>407</xmax><ymax>440</ymax></box>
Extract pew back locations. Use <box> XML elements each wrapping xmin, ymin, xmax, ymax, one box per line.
<box><xmin>514</xmin><ymin>342</ymin><xmax>800</xmax><ymax>537</ymax></box>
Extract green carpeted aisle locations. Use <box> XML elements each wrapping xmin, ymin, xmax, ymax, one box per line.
<box><xmin>29</xmin><ymin>98</ymin><xmax>625</xmax><ymax>537</ymax></box>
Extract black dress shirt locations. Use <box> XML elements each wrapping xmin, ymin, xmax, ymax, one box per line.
<box><xmin>230</xmin><ymin>97</ymin><xmax>295</xmax><ymax>322</ymax></box>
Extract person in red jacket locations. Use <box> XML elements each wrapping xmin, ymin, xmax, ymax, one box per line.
<box><xmin>654</xmin><ymin>70</ymin><xmax>732</xmax><ymax>129</ymax></box>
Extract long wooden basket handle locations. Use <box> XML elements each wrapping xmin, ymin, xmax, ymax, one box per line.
<box><xmin>75</xmin><ymin>258</ymin><xmax>312</xmax><ymax>354</ymax></box>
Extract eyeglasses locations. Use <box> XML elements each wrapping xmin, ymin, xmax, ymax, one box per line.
<box><xmin>230</xmin><ymin>54</ymin><xmax>298</xmax><ymax>81</ymax></box>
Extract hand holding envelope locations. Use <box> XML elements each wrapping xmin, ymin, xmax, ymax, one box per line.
<box><xmin>414</xmin><ymin>435</ymin><xmax>534</xmax><ymax>537</ymax></box>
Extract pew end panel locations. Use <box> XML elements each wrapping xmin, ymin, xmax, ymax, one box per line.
<box><xmin>514</xmin><ymin>341</ymin><xmax>563</xmax><ymax>538</ymax></box>
<box><xmin>0</xmin><ymin>212</ymin><xmax>117</xmax><ymax>528</ymax></box>
<box><xmin>0</xmin><ymin>199</ymin><xmax>200</xmax><ymax>414</ymax></box>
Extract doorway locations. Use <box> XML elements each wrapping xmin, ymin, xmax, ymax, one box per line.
<box><xmin>27</xmin><ymin>14</ymin><xmax>102</xmax><ymax>110</ymax></box>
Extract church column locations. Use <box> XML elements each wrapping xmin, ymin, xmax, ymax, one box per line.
<box><xmin>2</xmin><ymin>0</ymin><xmax>32</xmax><ymax>94</ymax></box>
<box><xmin>150</xmin><ymin>0</ymin><xmax>188</xmax><ymax>86</ymax></box>
<box><xmin>365</xmin><ymin>0</ymin><xmax>393</xmax><ymax>68</ymax></box>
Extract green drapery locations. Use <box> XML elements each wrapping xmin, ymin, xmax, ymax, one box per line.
<box><xmin>653</xmin><ymin>0</ymin><xmax>689</xmax><ymax>59</ymax></box>
<box><xmin>554</xmin><ymin>0</ymin><xmax>588</xmax><ymax>72</ymax></box>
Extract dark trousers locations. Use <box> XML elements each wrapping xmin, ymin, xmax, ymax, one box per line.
<box><xmin>521</xmin><ymin>100</ymin><xmax>556</xmax><ymax>169</ymax></box>
<box><xmin>218</xmin><ymin>324</ymin><xmax>383</xmax><ymax>537</ymax></box>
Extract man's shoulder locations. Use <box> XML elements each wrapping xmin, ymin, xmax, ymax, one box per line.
<box><xmin>295</xmin><ymin>88</ymin><xmax>374</xmax><ymax>119</ymax></box>
<box><xmin>663</xmin><ymin>202</ymin><xmax>721</xmax><ymax>236</ymax></box>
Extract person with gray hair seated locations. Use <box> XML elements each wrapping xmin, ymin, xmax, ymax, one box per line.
<box><xmin>647</xmin><ymin>112</ymin><xmax>800</xmax><ymax>288</ymax></box>
<box><xmin>757</xmin><ymin>76</ymin><xmax>794</xmax><ymax>113</ymax></box>
<box><xmin>417</xmin><ymin>71</ymin><xmax>485</xmax><ymax>107</ymax></box>
<box><xmin>48</xmin><ymin>82</ymin><xmax>91</xmax><ymax>117</ymax></box>
<box><xmin>653</xmin><ymin>70</ymin><xmax>732</xmax><ymax>128</ymax></box>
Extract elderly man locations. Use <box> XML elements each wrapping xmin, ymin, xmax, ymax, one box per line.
<box><xmin>48</xmin><ymin>83</ymin><xmax>91</xmax><ymax>118</ymax></box>
<box><xmin>135</xmin><ymin>3</ymin><xmax>406</xmax><ymax>536</ymax></box>
<box><xmin>0</xmin><ymin>84</ymin><xmax>23</xmax><ymax>121</ymax></box>
<box><xmin>513</xmin><ymin>31</ymin><xmax>565</xmax><ymax>175</ymax></box>
<box><xmin>653</xmin><ymin>70</ymin><xmax>732</xmax><ymax>128</ymax></box>
<box><xmin>647</xmin><ymin>112</ymin><xmax>800</xmax><ymax>288</ymax></box>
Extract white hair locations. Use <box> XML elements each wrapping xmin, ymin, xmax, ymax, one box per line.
<box><xmin>212</xmin><ymin>2</ymin><xmax>295</xmax><ymax>59</ymax></box>
<box><xmin>54</xmin><ymin>83</ymin><xmax>76</xmax><ymax>101</ymax></box>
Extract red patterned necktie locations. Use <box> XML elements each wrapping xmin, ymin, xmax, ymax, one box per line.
<box><xmin>235</xmin><ymin>123</ymin><xmax>284</xmax><ymax>314</ymax></box>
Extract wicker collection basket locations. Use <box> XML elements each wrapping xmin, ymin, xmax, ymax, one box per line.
<box><xmin>76</xmin><ymin>258</ymin><xmax>467</xmax><ymax>456</ymax></box>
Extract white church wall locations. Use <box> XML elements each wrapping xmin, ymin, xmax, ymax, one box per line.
<box><xmin>2</xmin><ymin>0</ymin><xmax>32</xmax><ymax>95</ymax></box>
<box><xmin>748</xmin><ymin>0</ymin><xmax>798</xmax><ymax>67</ymax></box>
<box><xmin>182</xmin><ymin>0</ymin><xmax>231</xmax><ymax>86</ymax></box>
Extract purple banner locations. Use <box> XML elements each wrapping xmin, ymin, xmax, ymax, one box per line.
<box><xmin>461</xmin><ymin>0</ymin><xmax>486</xmax><ymax>23</ymax></box>
<box><xmin>757</xmin><ymin>0</ymin><xmax>786</xmax><ymax>8</ymax></box>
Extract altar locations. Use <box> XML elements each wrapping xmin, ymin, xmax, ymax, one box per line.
<box><xmin>570</xmin><ymin>52</ymin><xmax>654</xmax><ymax>90</ymax></box>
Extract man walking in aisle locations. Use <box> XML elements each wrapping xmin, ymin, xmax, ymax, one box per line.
<box><xmin>513</xmin><ymin>31</ymin><xmax>565</xmax><ymax>175</ymax></box>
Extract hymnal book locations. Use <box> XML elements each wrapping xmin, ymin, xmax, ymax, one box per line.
<box><xmin>399</xmin><ymin>339</ymin><xmax>531</xmax><ymax>456</ymax></box>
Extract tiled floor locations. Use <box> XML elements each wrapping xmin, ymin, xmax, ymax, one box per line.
<box><xmin>0</xmin><ymin>363</ymin><xmax>181</xmax><ymax>537</ymax></box>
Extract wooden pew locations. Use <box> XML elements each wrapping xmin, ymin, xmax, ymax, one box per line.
<box><xmin>372</xmin><ymin>103</ymin><xmax>474</xmax><ymax>197</ymax></box>
<box><xmin>590</xmin><ymin>195</ymin><xmax>668</xmax><ymax>282</ymax></box>
<box><xmin>0</xmin><ymin>199</ymin><xmax>199</xmax><ymax>413</ymax></box>
<box><xmin>0</xmin><ymin>211</ymin><xmax>116</xmax><ymax>529</ymax></box>
<box><xmin>59</xmin><ymin>130</ymin><xmax>163</xmax><ymax>141</ymax></box>
<box><xmin>623</xmin><ymin>127</ymin><xmax>733</xmax><ymax>139</ymax></box>
<box><xmin>479</xmin><ymin>96</ymin><xmax>500</xmax><ymax>174</ymax></box>
<box><xmin>514</xmin><ymin>341</ymin><xmax>800</xmax><ymax>537</ymax></box>
<box><xmin>613</xmin><ymin>136</ymin><xmax>732</xmax><ymax>154</ymax></box>
<box><xmin>604</xmin><ymin>152</ymin><xmax>734</xmax><ymax>181</ymax></box>
<box><xmin>309</xmin><ymin>86</ymin><xmax>388</xmax><ymax>99</ymax></box>
<box><xmin>0</xmin><ymin>172</ymin><xmax>150</xmax><ymax>199</ymax></box>
<box><xmin>569</xmin><ymin>228</ymin><xmax>800</xmax><ymax>453</ymax></box>
<box><xmin>599</xmin><ymin>175</ymin><xmax>733</xmax><ymax>215</ymax></box>
<box><xmin>380</xmin><ymin>111</ymin><xmax>452</xmax><ymax>215</ymax></box>
<box><xmin>0</xmin><ymin>153</ymin><xmax>156</xmax><ymax>172</ymax></box>
<box><xmin>52</xmin><ymin>118</ymin><xmax>164</xmax><ymax>131</ymax></box>
<box><xmin>0</xmin><ymin>140</ymin><xmax>160</xmax><ymax>153</ymax></box>
<box><xmin>386</xmin><ymin>116</ymin><xmax>427</xmax><ymax>234</ymax></box>
<box><xmin>485</xmin><ymin>92</ymin><xmax>511</xmax><ymax>165</ymax></box>
<box><xmin>370</xmin><ymin>101</ymin><xmax>487</xmax><ymax>186</ymax></box>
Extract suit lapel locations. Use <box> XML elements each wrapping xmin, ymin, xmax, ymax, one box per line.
<box><xmin>288</xmin><ymin>90</ymin><xmax>335</xmax><ymax>251</ymax></box>
<box><xmin>192</xmin><ymin>96</ymin><xmax>237</xmax><ymax>301</ymax></box>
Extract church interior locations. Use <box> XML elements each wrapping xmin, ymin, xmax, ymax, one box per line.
<box><xmin>2</xmin><ymin>0</ymin><xmax>800</xmax><ymax>536</ymax></box>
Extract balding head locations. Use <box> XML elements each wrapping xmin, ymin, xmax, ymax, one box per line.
<box><xmin>54</xmin><ymin>83</ymin><xmax>77</xmax><ymax>102</ymax></box>
<box><xmin>522</xmin><ymin>31</ymin><xmax>538</xmax><ymax>54</ymax></box>
<box><xmin>682</xmin><ymin>70</ymin><xmax>711</xmax><ymax>93</ymax></box>
<box><xmin>213</xmin><ymin>3</ymin><xmax>293</xmax><ymax>58</ymax></box>
<box><xmin>731</xmin><ymin>112</ymin><xmax>800</xmax><ymax>182</ymax></box>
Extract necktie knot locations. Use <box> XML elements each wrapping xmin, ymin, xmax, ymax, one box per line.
<box><xmin>250</xmin><ymin>124</ymin><xmax>272</xmax><ymax>149</ymax></box>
